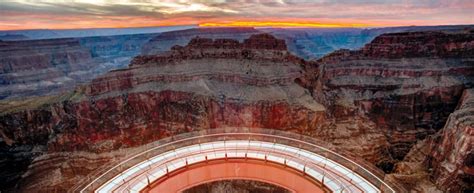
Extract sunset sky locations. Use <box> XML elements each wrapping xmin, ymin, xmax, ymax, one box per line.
<box><xmin>0</xmin><ymin>0</ymin><xmax>473</xmax><ymax>30</ymax></box>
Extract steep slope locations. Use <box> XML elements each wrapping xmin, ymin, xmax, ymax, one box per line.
<box><xmin>386</xmin><ymin>89</ymin><xmax>473</xmax><ymax>192</ymax></box>
<box><xmin>427</xmin><ymin>89</ymin><xmax>473</xmax><ymax>192</ymax></box>
<box><xmin>301</xmin><ymin>30</ymin><xmax>473</xmax><ymax>191</ymax></box>
<box><xmin>0</xmin><ymin>30</ymin><xmax>472</xmax><ymax>192</ymax></box>
<box><xmin>0</xmin><ymin>33</ymin><xmax>158</xmax><ymax>100</ymax></box>
<box><xmin>0</xmin><ymin>34</ymin><xmax>325</xmax><ymax>192</ymax></box>
<box><xmin>0</xmin><ymin>39</ymin><xmax>96</xmax><ymax>99</ymax></box>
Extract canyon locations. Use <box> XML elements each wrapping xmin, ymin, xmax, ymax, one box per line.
<box><xmin>3</xmin><ymin>26</ymin><xmax>469</xmax><ymax>100</ymax></box>
<box><xmin>0</xmin><ymin>33</ymin><xmax>159</xmax><ymax>100</ymax></box>
<box><xmin>0</xmin><ymin>27</ymin><xmax>473</xmax><ymax>192</ymax></box>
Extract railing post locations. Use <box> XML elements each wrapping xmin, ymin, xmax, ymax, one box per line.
<box><xmin>146</xmin><ymin>175</ymin><xmax>150</xmax><ymax>187</ymax></box>
<box><xmin>303</xmin><ymin>165</ymin><xmax>306</xmax><ymax>176</ymax></box>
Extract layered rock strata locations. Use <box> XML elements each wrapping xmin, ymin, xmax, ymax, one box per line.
<box><xmin>386</xmin><ymin>89</ymin><xmax>474</xmax><ymax>192</ymax></box>
<box><xmin>0</xmin><ymin>30</ymin><xmax>473</xmax><ymax>192</ymax></box>
<box><xmin>0</xmin><ymin>33</ymin><xmax>158</xmax><ymax>100</ymax></box>
<box><xmin>0</xmin><ymin>34</ymin><xmax>326</xmax><ymax>191</ymax></box>
<box><xmin>0</xmin><ymin>39</ymin><xmax>95</xmax><ymax>99</ymax></box>
<box><xmin>141</xmin><ymin>27</ymin><xmax>260</xmax><ymax>55</ymax></box>
<box><xmin>427</xmin><ymin>89</ymin><xmax>473</xmax><ymax>192</ymax></box>
<box><xmin>301</xmin><ymin>31</ymin><xmax>473</xmax><ymax>191</ymax></box>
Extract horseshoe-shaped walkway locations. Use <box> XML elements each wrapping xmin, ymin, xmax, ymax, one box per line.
<box><xmin>75</xmin><ymin>128</ymin><xmax>402</xmax><ymax>193</ymax></box>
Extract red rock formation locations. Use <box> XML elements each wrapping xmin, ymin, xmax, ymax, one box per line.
<box><xmin>1</xmin><ymin>30</ymin><xmax>473</xmax><ymax>192</ymax></box>
<box><xmin>131</xmin><ymin>33</ymin><xmax>295</xmax><ymax>67</ymax></box>
<box><xmin>0</xmin><ymin>34</ymin><xmax>326</xmax><ymax>191</ymax></box>
<box><xmin>301</xmin><ymin>30</ymin><xmax>474</xmax><ymax>191</ymax></box>
<box><xmin>0</xmin><ymin>34</ymin><xmax>158</xmax><ymax>100</ymax></box>
<box><xmin>361</xmin><ymin>31</ymin><xmax>474</xmax><ymax>58</ymax></box>
<box><xmin>427</xmin><ymin>89</ymin><xmax>473</xmax><ymax>192</ymax></box>
<box><xmin>0</xmin><ymin>39</ymin><xmax>95</xmax><ymax>99</ymax></box>
<box><xmin>1</xmin><ymin>34</ymin><xmax>326</xmax><ymax>153</ymax></box>
<box><xmin>319</xmin><ymin>31</ymin><xmax>474</xmax><ymax>63</ymax></box>
<box><xmin>386</xmin><ymin>89</ymin><xmax>473</xmax><ymax>192</ymax></box>
<box><xmin>141</xmin><ymin>27</ymin><xmax>260</xmax><ymax>55</ymax></box>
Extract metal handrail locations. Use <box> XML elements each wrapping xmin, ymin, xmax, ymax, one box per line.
<box><xmin>71</xmin><ymin>127</ymin><xmax>406</xmax><ymax>193</ymax></box>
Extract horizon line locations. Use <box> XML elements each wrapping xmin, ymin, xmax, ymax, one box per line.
<box><xmin>1</xmin><ymin>23</ymin><xmax>473</xmax><ymax>32</ymax></box>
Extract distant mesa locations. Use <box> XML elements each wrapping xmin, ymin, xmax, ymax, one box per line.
<box><xmin>131</xmin><ymin>33</ymin><xmax>297</xmax><ymax>67</ymax></box>
<box><xmin>0</xmin><ymin>34</ymin><xmax>29</xmax><ymax>41</ymax></box>
<box><xmin>319</xmin><ymin>30</ymin><xmax>474</xmax><ymax>62</ymax></box>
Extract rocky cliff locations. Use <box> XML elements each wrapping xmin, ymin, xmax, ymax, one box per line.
<box><xmin>0</xmin><ymin>39</ymin><xmax>95</xmax><ymax>99</ymax></box>
<box><xmin>48</xmin><ymin>33</ymin><xmax>325</xmax><ymax>152</ymax></box>
<box><xmin>0</xmin><ymin>33</ymin><xmax>158</xmax><ymax>100</ymax></box>
<box><xmin>386</xmin><ymin>89</ymin><xmax>473</xmax><ymax>192</ymax></box>
<box><xmin>427</xmin><ymin>89</ymin><xmax>473</xmax><ymax>192</ymax></box>
<box><xmin>302</xmin><ymin>30</ymin><xmax>473</xmax><ymax>191</ymax></box>
<box><xmin>141</xmin><ymin>27</ymin><xmax>260</xmax><ymax>55</ymax></box>
<box><xmin>0</xmin><ymin>34</ymin><xmax>326</xmax><ymax>191</ymax></box>
<box><xmin>0</xmin><ymin>30</ymin><xmax>473</xmax><ymax>192</ymax></box>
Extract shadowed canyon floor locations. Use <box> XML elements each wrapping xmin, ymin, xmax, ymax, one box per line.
<box><xmin>183</xmin><ymin>180</ymin><xmax>291</xmax><ymax>193</ymax></box>
<box><xmin>0</xmin><ymin>28</ymin><xmax>473</xmax><ymax>192</ymax></box>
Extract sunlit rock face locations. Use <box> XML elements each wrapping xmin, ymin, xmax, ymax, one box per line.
<box><xmin>300</xmin><ymin>30</ymin><xmax>473</xmax><ymax>191</ymax></box>
<box><xmin>427</xmin><ymin>89</ymin><xmax>474</xmax><ymax>192</ymax></box>
<box><xmin>0</xmin><ymin>34</ymin><xmax>326</xmax><ymax>192</ymax></box>
<box><xmin>45</xmin><ymin>33</ymin><xmax>325</xmax><ymax>153</ymax></box>
<box><xmin>0</xmin><ymin>30</ymin><xmax>473</xmax><ymax>192</ymax></box>
<box><xmin>386</xmin><ymin>89</ymin><xmax>474</xmax><ymax>192</ymax></box>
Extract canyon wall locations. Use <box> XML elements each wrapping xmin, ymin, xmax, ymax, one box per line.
<box><xmin>0</xmin><ymin>33</ymin><xmax>158</xmax><ymax>100</ymax></box>
<box><xmin>0</xmin><ymin>34</ymin><xmax>326</xmax><ymax>192</ymax></box>
<box><xmin>386</xmin><ymin>89</ymin><xmax>473</xmax><ymax>192</ymax></box>
<box><xmin>4</xmin><ymin>26</ymin><xmax>469</xmax><ymax>100</ymax></box>
<box><xmin>0</xmin><ymin>38</ymin><xmax>95</xmax><ymax>99</ymax></box>
<box><xmin>0</xmin><ymin>30</ymin><xmax>473</xmax><ymax>192</ymax></box>
<box><xmin>301</xmin><ymin>30</ymin><xmax>473</xmax><ymax>191</ymax></box>
<box><xmin>427</xmin><ymin>89</ymin><xmax>473</xmax><ymax>192</ymax></box>
<box><xmin>141</xmin><ymin>27</ymin><xmax>260</xmax><ymax>55</ymax></box>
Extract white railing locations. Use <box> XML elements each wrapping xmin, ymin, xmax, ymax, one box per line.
<box><xmin>71</xmin><ymin>128</ymin><xmax>405</xmax><ymax>193</ymax></box>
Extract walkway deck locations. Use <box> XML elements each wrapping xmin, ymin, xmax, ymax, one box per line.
<box><xmin>74</xmin><ymin>128</ymin><xmax>403</xmax><ymax>193</ymax></box>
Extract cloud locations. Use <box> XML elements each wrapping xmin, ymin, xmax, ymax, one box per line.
<box><xmin>0</xmin><ymin>0</ymin><xmax>472</xmax><ymax>30</ymax></box>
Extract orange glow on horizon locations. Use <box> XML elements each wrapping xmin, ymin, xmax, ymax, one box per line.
<box><xmin>199</xmin><ymin>21</ymin><xmax>379</xmax><ymax>28</ymax></box>
<box><xmin>0</xmin><ymin>15</ymin><xmax>463</xmax><ymax>31</ymax></box>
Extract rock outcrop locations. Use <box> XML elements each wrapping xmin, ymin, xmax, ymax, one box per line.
<box><xmin>386</xmin><ymin>89</ymin><xmax>474</xmax><ymax>192</ymax></box>
<box><xmin>427</xmin><ymin>89</ymin><xmax>474</xmax><ymax>192</ymax></box>
<box><xmin>0</xmin><ymin>33</ymin><xmax>158</xmax><ymax>100</ymax></box>
<box><xmin>0</xmin><ymin>39</ymin><xmax>95</xmax><ymax>99</ymax></box>
<box><xmin>301</xmin><ymin>30</ymin><xmax>473</xmax><ymax>191</ymax></box>
<box><xmin>0</xmin><ymin>34</ymin><xmax>326</xmax><ymax>191</ymax></box>
<box><xmin>0</xmin><ymin>30</ymin><xmax>473</xmax><ymax>192</ymax></box>
<box><xmin>141</xmin><ymin>27</ymin><xmax>260</xmax><ymax>55</ymax></box>
<box><xmin>47</xmin><ymin>33</ymin><xmax>325</xmax><ymax>152</ymax></box>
